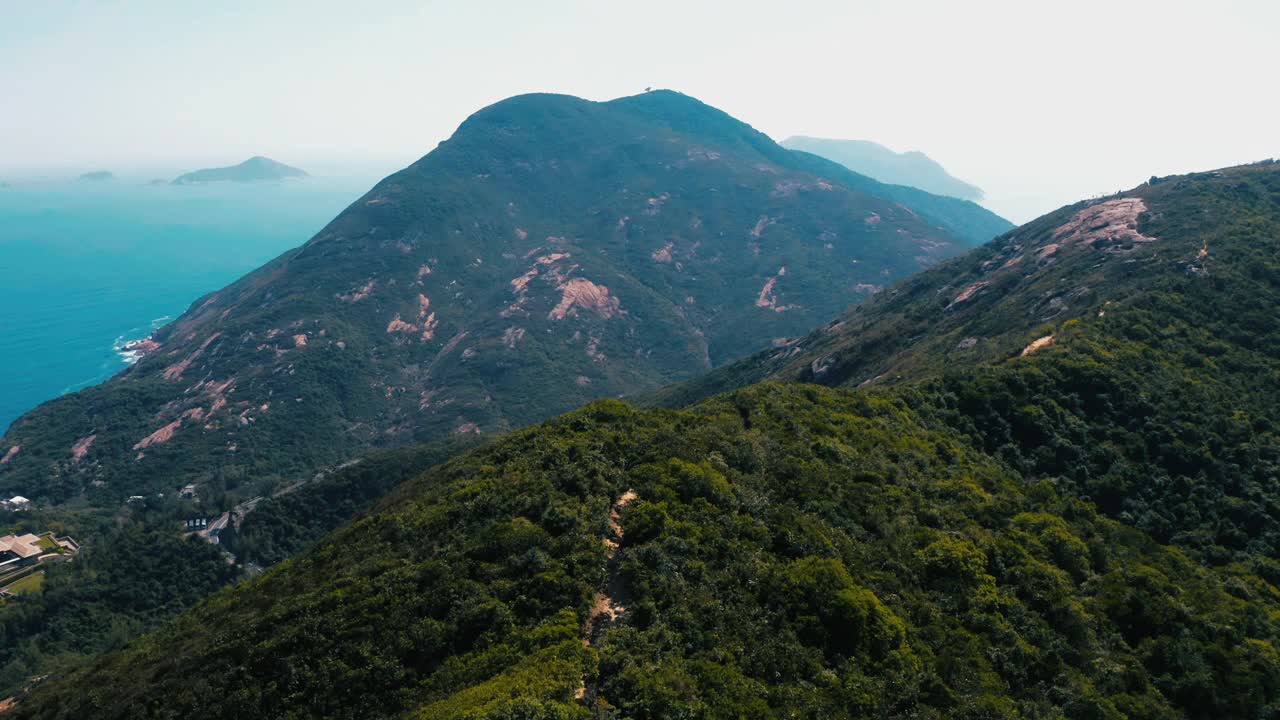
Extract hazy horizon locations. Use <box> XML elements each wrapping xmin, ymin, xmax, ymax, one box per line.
<box><xmin>3</xmin><ymin>0</ymin><xmax>1277</xmax><ymax>222</ymax></box>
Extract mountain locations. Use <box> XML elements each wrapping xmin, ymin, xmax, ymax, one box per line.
<box><xmin>782</xmin><ymin>136</ymin><xmax>985</xmax><ymax>202</ymax></box>
<box><xmin>11</xmin><ymin>162</ymin><xmax>1280</xmax><ymax>718</ymax></box>
<box><xmin>12</xmin><ymin>154</ymin><xmax>1280</xmax><ymax>718</ymax></box>
<box><xmin>171</xmin><ymin>156</ymin><xmax>308</xmax><ymax>184</ymax></box>
<box><xmin>658</xmin><ymin>162</ymin><xmax>1276</xmax><ymax>398</ymax></box>
<box><xmin>77</xmin><ymin>171</ymin><xmax>115</xmax><ymax>182</ymax></box>
<box><xmin>659</xmin><ymin>160</ymin><xmax>1280</xmax><ymax>555</ymax></box>
<box><xmin>0</xmin><ymin>90</ymin><xmax>992</xmax><ymax>508</ymax></box>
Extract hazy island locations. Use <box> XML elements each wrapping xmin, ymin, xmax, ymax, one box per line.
<box><xmin>78</xmin><ymin>171</ymin><xmax>116</xmax><ymax>182</ymax></box>
<box><xmin>171</xmin><ymin>156</ymin><xmax>308</xmax><ymax>185</ymax></box>
<box><xmin>781</xmin><ymin>136</ymin><xmax>985</xmax><ymax>202</ymax></box>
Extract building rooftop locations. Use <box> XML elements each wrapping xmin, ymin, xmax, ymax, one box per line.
<box><xmin>0</xmin><ymin>533</ymin><xmax>42</xmax><ymax>559</ymax></box>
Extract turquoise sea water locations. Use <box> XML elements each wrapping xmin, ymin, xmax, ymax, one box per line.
<box><xmin>0</xmin><ymin>176</ymin><xmax>379</xmax><ymax>433</ymax></box>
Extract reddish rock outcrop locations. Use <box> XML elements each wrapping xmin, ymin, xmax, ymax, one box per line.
<box><xmin>162</xmin><ymin>333</ymin><xmax>222</xmax><ymax>381</ymax></box>
<box><xmin>549</xmin><ymin>279</ymin><xmax>621</xmax><ymax>321</ymax></box>
<box><xmin>1021</xmin><ymin>334</ymin><xmax>1056</xmax><ymax>356</ymax></box>
<box><xmin>134</xmin><ymin>408</ymin><xmax>205</xmax><ymax>450</ymax></box>
<box><xmin>1047</xmin><ymin>198</ymin><xmax>1154</xmax><ymax>256</ymax></box>
<box><xmin>71</xmin><ymin>434</ymin><xmax>97</xmax><ymax>461</ymax></box>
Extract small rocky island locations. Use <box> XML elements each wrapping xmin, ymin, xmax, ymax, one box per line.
<box><xmin>171</xmin><ymin>156</ymin><xmax>308</xmax><ymax>185</ymax></box>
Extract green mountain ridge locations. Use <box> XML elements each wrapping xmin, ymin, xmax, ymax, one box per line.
<box><xmin>0</xmin><ymin>90</ymin><xmax>1000</xmax><ymax>507</ymax></box>
<box><xmin>654</xmin><ymin>158</ymin><xmax>1280</xmax><ymax>564</ymax></box>
<box><xmin>12</xmin><ymin>162</ymin><xmax>1280</xmax><ymax>717</ymax></box>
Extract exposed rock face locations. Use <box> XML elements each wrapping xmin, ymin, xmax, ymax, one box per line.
<box><xmin>549</xmin><ymin>279</ymin><xmax>621</xmax><ymax>320</ymax></box>
<box><xmin>134</xmin><ymin>408</ymin><xmax>205</xmax><ymax>450</ymax></box>
<box><xmin>0</xmin><ymin>89</ymin><xmax>977</xmax><ymax>503</ymax></box>
<box><xmin>950</xmin><ymin>281</ymin><xmax>990</xmax><ymax>307</ymax></box>
<box><xmin>70</xmin><ymin>434</ymin><xmax>97</xmax><ymax>461</ymax></box>
<box><xmin>755</xmin><ymin>267</ymin><xmax>795</xmax><ymax>312</ymax></box>
<box><xmin>161</xmin><ymin>333</ymin><xmax>222</xmax><ymax>381</ymax></box>
<box><xmin>1020</xmin><ymin>334</ymin><xmax>1055</xmax><ymax>356</ymax></box>
<box><xmin>1048</xmin><ymin>198</ymin><xmax>1154</xmax><ymax>253</ymax></box>
<box><xmin>502</xmin><ymin>326</ymin><xmax>526</xmax><ymax>348</ymax></box>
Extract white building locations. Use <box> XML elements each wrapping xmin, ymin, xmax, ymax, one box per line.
<box><xmin>2</xmin><ymin>496</ymin><xmax>30</xmax><ymax>511</ymax></box>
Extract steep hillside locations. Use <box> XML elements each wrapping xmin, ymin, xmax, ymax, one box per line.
<box><xmin>0</xmin><ymin>90</ymin><xmax>986</xmax><ymax>505</ymax></box>
<box><xmin>14</xmin><ymin>384</ymin><xmax>1280</xmax><ymax>719</ymax></box>
<box><xmin>660</xmin><ymin>161</ymin><xmax>1280</xmax><ymax>560</ymax></box>
<box><xmin>660</xmin><ymin>162</ymin><xmax>1277</xmax><ymax>397</ymax></box>
<box><xmin>782</xmin><ymin>136</ymin><xmax>985</xmax><ymax>201</ymax></box>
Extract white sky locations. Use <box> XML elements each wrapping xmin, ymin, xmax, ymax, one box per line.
<box><xmin>2</xmin><ymin>0</ymin><xmax>1276</xmax><ymax>222</ymax></box>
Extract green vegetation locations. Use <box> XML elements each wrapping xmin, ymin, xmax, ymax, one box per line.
<box><xmin>14</xmin><ymin>161</ymin><xmax>1277</xmax><ymax>717</ymax></box>
<box><xmin>661</xmin><ymin>161</ymin><xmax>1280</xmax><ymax>568</ymax></box>
<box><xmin>0</xmin><ymin>509</ymin><xmax>240</xmax><ymax>696</ymax></box>
<box><xmin>222</xmin><ymin>436</ymin><xmax>480</xmax><ymax>566</ymax></box>
<box><xmin>4</xmin><ymin>115</ymin><xmax>1279</xmax><ymax>717</ymax></box>
<box><xmin>15</xmin><ymin>381</ymin><xmax>1280</xmax><ymax>718</ymax></box>
<box><xmin>0</xmin><ymin>92</ymin><xmax>1014</xmax><ymax>699</ymax></box>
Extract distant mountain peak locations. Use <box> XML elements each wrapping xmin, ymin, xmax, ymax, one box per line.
<box><xmin>781</xmin><ymin>136</ymin><xmax>985</xmax><ymax>202</ymax></box>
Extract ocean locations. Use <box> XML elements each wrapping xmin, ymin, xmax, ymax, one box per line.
<box><xmin>0</xmin><ymin>175</ymin><xmax>381</xmax><ymax>434</ymax></box>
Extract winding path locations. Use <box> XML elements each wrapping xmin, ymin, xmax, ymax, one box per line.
<box><xmin>577</xmin><ymin>488</ymin><xmax>638</xmax><ymax>703</ymax></box>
